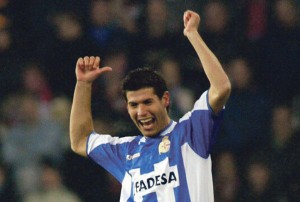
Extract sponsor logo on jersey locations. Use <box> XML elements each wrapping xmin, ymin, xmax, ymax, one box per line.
<box><xmin>134</xmin><ymin>170</ymin><xmax>177</xmax><ymax>193</ymax></box>
<box><xmin>129</xmin><ymin>158</ymin><xmax>179</xmax><ymax>200</ymax></box>
<box><xmin>126</xmin><ymin>152</ymin><xmax>140</xmax><ymax>160</ymax></box>
<box><xmin>159</xmin><ymin>136</ymin><xmax>171</xmax><ymax>154</ymax></box>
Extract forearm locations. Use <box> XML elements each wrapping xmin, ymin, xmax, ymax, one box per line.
<box><xmin>186</xmin><ymin>31</ymin><xmax>231</xmax><ymax>112</ymax></box>
<box><xmin>70</xmin><ymin>81</ymin><xmax>94</xmax><ymax>156</ymax></box>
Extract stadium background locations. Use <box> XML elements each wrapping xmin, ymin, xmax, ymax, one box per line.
<box><xmin>0</xmin><ymin>0</ymin><xmax>299</xmax><ymax>201</ymax></box>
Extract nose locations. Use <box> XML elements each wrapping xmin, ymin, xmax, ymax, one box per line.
<box><xmin>137</xmin><ymin>104</ymin><xmax>147</xmax><ymax>116</ymax></box>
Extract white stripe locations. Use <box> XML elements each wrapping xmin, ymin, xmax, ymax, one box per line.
<box><xmin>154</xmin><ymin>158</ymin><xmax>178</xmax><ymax>202</ymax></box>
<box><xmin>120</xmin><ymin>172</ymin><xmax>132</xmax><ymax>202</ymax></box>
<box><xmin>179</xmin><ymin>91</ymin><xmax>208</xmax><ymax>122</ymax></box>
<box><xmin>194</xmin><ymin>90</ymin><xmax>209</xmax><ymax>111</ymax></box>
<box><xmin>129</xmin><ymin>158</ymin><xmax>179</xmax><ymax>202</ymax></box>
<box><xmin>87</xmin><ymin>132</ymin><xmax>136</xmax><ymax>154</ymax></box>
<box><xmin>181</xmin><ymin>143</ymin><xmax>214</xmax><ymax>202</ymax></box>
<box><xmin>160</xmin><ymin>121</ymin><xmax>177</xmax><ymax>136</ymax></box>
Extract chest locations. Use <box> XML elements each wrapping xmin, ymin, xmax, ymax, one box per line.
<box><xmin>125</xmin><ymin>136</ymin><xmax>182</xmax><ymax>199</ymax></box>
<box><xmin>125</xmin><ymin>136</ymin><xmax>181</xmax><ymax>173</ymax></box>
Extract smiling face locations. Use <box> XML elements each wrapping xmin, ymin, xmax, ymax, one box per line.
<box><xmin>126</xmin><ymin>87</ymin><xmax>171</xmax><ymax>137</ymax></box>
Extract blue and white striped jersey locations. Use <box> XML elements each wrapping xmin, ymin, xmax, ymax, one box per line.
<box><xmin>87</xmin><ymin>90</ymin><xmax>224</xmax><ymax>202</ymax></box>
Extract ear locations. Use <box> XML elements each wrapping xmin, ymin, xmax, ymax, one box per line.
<box><xmin>162</xmin><ymin>91</ymin><xmax>170</xmax><ymax>108</ymax></box>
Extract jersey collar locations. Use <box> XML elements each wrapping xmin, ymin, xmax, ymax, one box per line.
<box><xmin>159</xmin><ymin>120</ymin><xmax>176</xmax><ymax>136</ymax></box>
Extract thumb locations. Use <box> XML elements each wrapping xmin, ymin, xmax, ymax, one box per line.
<box><xmin>95</xmin><ymin>66</ymin><xmax>113</xmax><ymax>75</ymax></box>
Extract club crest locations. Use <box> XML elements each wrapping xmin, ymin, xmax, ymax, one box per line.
<box><xmin>159</xmin><ymin>136</ymin><xmax>171</xmax><ymax>154</ymax></box>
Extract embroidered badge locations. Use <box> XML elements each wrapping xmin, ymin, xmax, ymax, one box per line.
<box><xmin>158</xmin><ymin>136</ymin><xmax>171</xmax><ymax>154</ymax></box>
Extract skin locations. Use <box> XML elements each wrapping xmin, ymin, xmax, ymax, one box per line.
<box><xmin>70</xmin><ymin>10</ymin><xmax>231</xmax><ymax>157</ymax></box>
<box><xmin>183</xmin><ymin>11</ymin><xmax>231</xmax><ymax>113</ymax></box>
<box><xmin>127</xmin><ymin>88</ymin><xmax>171</xmax><ymax>137</ymax></box>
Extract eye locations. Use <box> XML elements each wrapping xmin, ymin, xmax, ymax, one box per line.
<box><xmin>129</xmin><ymin>102</ymin><xmax>138</xmax><ymax>108</ymax></box>
<box><xmin>144</xmin><ymin>99</ymin><xmax>153</xmax><ymax>105</ymax></box>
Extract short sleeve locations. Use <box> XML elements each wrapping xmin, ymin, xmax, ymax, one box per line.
<box><xmin>177</xmin><ymin>90</ymin><xmax>224</xmax><ymax>158</ymax></box>
<box><xmin>87</xmin><ymin>132</ymin><xmax>136</xmax><ymax>182</ymax></box>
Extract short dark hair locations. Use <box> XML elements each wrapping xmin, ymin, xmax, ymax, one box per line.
<box><xmin>122</xmin><ymin>67</ymin><xmax>168</xmax><ymax>101</ymax></box>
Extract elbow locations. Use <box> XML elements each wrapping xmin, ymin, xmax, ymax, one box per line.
<box><xmin>213</xmin><ymin>80</ymin><xmax>231</xmax><ymax>100</ymax></box>
<box><xmin>70</xmin><ymin>139</ymin><xmax>87</xmax><ymax>157</ymax></box>
<box><xmin>70</xmin><ymin>136</ymin><xmax>80</xmax><ymax>154</ymax></box>
<box><xmin>70</xmin><ymin>140</ymin><xmax>79</xmax><ymax>153</ymax></box>
<box><xmin>219</xmin><ymin>81</ymin><xmax>231</xmax><ymax>104</ymax></box>
<box><xmin>210</xmin><ymin>80</ymin><xmax>231</xmax><ymax>104</ymax></box>
<box><xmin>69</xmin><ymin>129</ymin><xmax>89</xmax><ymax>157</ymax></box>
<box><xmin>69</xmin><ymin>120</ymin><xmax>92</xmax><ymax>156</ymax></box>
<box><xmin>209</xmin><ymin>80</ymin><xmax>231</xmax><ymax>113</ymax></box>
<box><xmin>222</xmin><ymin>80</ymin><xmax>231</xmax><ymax>99</ymax></box>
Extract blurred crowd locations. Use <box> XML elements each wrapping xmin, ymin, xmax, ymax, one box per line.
<box><xmin>0</xmin><ymin>0</ymin><xmax>299</xmax><ymax>201</ymax></box>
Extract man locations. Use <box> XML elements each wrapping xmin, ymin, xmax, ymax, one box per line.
<box><xmin>70</xmin><ymin>10</ymin><xmax>231</xmax><ymax>201</ymax></box>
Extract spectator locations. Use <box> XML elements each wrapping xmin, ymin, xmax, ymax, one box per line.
<box><xmin>241</xmin><ymin>0</ymin><xmax>272</xmax><ymax>71</ymax></box>
<box><xmin>87</xmin><ymin>0</ymin><xmax>130</xmax><ymax>57</ymax></box>
<box><xmin>158</xmin><ymin>56</ymin><xmax>195</xmax><ymax>121</ymax></box>
<box><xmin>133</xmin><ymin>0</ymin><xmax>182</xmax><ymax>68</ymax></box>
<box><xmin>213</xmin><ymin>151</ymin><xmax>241</xmax><ymax>202</ymax></box>
<box><xmin>0</xmin><ymin>13</ymin><xmax>23</xmax><ymax>104</ymax></box>
<box><xmin>0</xmin><ymin>0</ymin><xmax>299</xmax><ymax>201</ymax></box>
<box><xmin>0</xmin><ymin>161</ymin><xmax>19</xmax><ymax>202</ymax></box>
<box><xmin>111</xmin><ymin>0</ymin><xmax>141</xmax><ymax>34</ymax></box>
<box><xmin>62</xmin><ymin>143</ymin><xmax>110</xmax><ymax>202</ymax></box>
<box><xmin>49</xmin><ymin>96</ymin><xmax>72</xmax><ymax>151</ymax></box>
<box><xmin>216</xmin><ymin>57</ymin><xmax>272</xmax><ymax>157</ymax></box>
<box><xmin>1</xmin><ymin>93</ymin><xmax>64</xmax><ymax>197</ymax></box>
<box><xmin>92</xmin><ymin>48</ymin><xmax>136</xmax><ymax>137</ymax></box>
<box><xmin>24</xmin><ymin>157</ymin><xmax>82</xmax><ymax>202</ymax></box>
<box><xmin>238</xmin><ymin>153</ymin><xmax>279</xmax><ymax>202</ymax></box>
<box><xmin>21</xmin><ymin>61</ymin><xmax>53</xmax><ymax>119</ymax></box>
<box><xmin>200</xmin><ymin>1</ymin><xmax>242</xmax><ymax>63</ymax></box>
<box><xmin>45</xmin><ymin>10</ymin><xmax>98</xmax><ymax>98</ymax></box>
<box><xmin>264</xmin><ymin>105</ymin><xmax>300</xmax><ymax>201</ymax></box>
<box><xmin>258</xmin><ymin>0</ymin><xmax>300</xmax><ymax>104</ymax></box>
<box><xmin>245</xmin><ymin>0</ymin><xmax>269</xmax><ymax>42</ymax></box>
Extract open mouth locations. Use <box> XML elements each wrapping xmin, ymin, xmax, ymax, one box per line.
<box><xmin>138</xmin><ymin>117</ymin><xmax>155</xmax><ymax>130</ymax></box>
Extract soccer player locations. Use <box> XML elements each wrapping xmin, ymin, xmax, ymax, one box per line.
<box><xmin>70</xmin><ymin>10</ymin><xmax>231</xmax><ymax>201</ymax></box>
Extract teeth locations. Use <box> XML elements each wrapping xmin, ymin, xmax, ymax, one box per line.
<box><xmin>140</xmin><ymin>118</ymin><xmax>152</xmax><ymax>123</ymax></box>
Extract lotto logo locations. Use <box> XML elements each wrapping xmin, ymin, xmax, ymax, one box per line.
<box><xmin>129</xmin><ymin>158</ymin><xmax>179</xmax><ymax>201</ymax></box>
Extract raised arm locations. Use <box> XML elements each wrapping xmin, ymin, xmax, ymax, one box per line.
<box><xmin>183</xmin><ymin>10</ymin><xmax>231</xmax><ymax>113</ymax></box>
<box><xmin>70</xmin><ymin>56</ymin><xmax>112</xmax><ymax>157</ymax></box>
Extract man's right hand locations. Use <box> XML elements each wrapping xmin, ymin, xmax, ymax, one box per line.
<box><xmin>76</xmin><ymin>56</ymin><xmax>112</xmax><ymax>83</ymax></box>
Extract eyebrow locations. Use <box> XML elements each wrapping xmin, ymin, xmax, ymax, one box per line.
<box><xmin>128</xmin><ymin>98</ymin><xmax>154</xmax><ymax>105</ymax></box>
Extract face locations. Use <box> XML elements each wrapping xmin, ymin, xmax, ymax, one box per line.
<box><xmin>126</xmin><ymin>87</ymin><xmax>170</xmax><ymax>137</ymax></box>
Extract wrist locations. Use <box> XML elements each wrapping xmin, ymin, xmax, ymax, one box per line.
<box><xmin>185</xmin><ymin>30</ymin><xmax>199</xmax><ymax>38</ymax></box>
<box><xmin>76</xmin><ymin>80</ymin><xmax>93</xmax><ymax>88</ymax></box>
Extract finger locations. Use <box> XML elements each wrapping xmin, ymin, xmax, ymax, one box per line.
<box><xmin>77</xmin><ymin>57</ymin><xmax>84</xmax><ymax>69</ymax></box>
<box><xmin>97</xmin><ymin>66</ymin><xmax>112</xmax><ymax>74</ymax></box>
<box><xmin>89</xmin><ymin>56</ymin><xmax>95</xmax><ymax>70</ymax></box>
<box><xmin>184</xmin><ymin>11</ymin><xmax>191</xmax><ymax>27</ymax></box>
<box><xmin>84</xmin><ymin>56</ymin><xmax>89</xmax><ymax>69</ymax></box>
<box><xmin>183</xmin><ymin>11</ymin><xmax>188</xmax><ymax>26</ymax></box>
<box><xmin>94</xmin><ymin>56</ymin><xmax>100</xmax><ymax>68</ymax></box>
